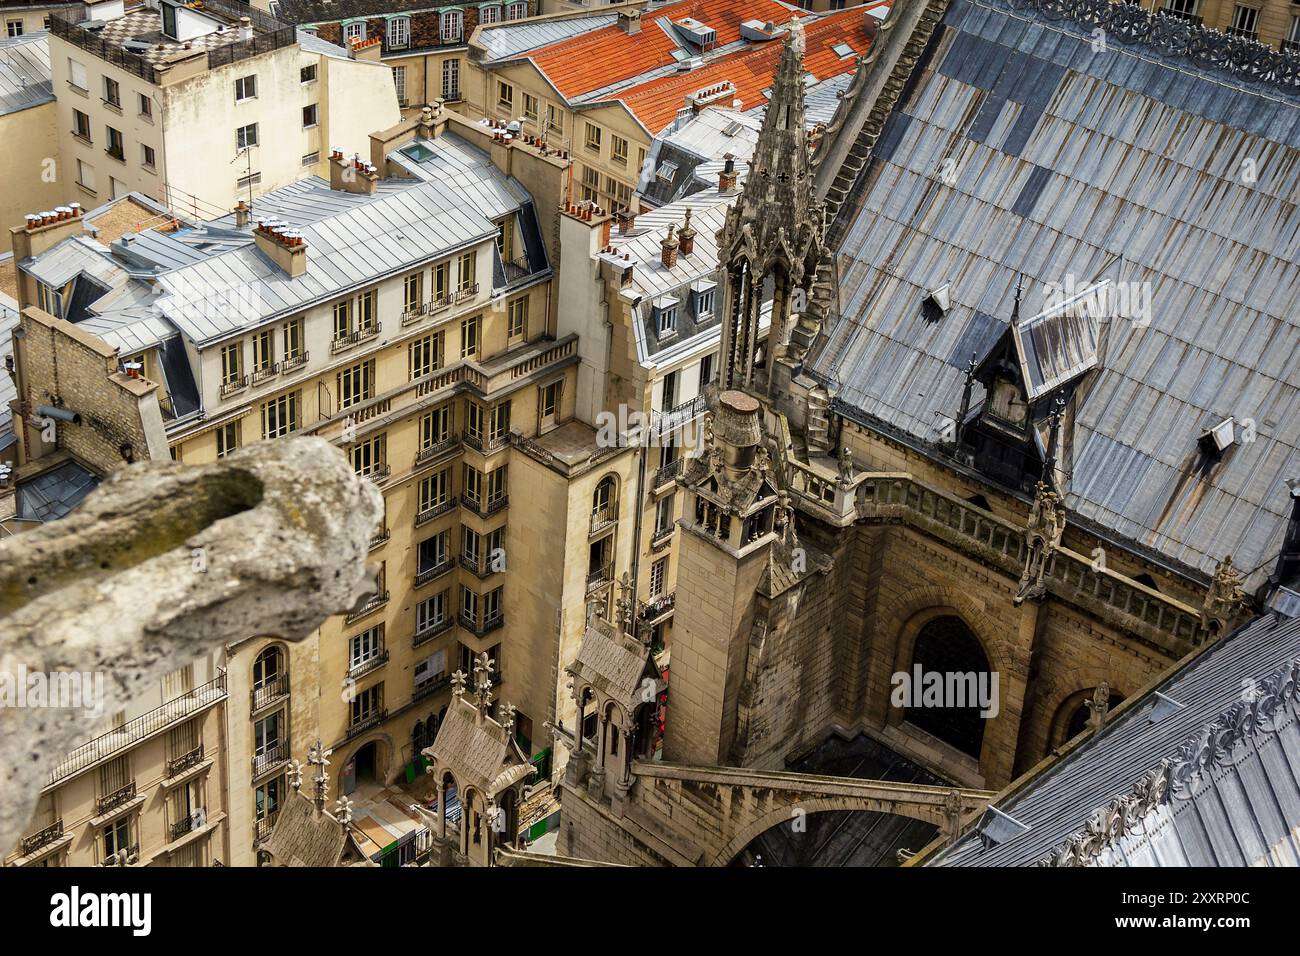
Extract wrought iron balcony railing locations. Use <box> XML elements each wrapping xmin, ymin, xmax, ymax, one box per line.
<box><xmin>20</xmin><ymin>819</ymin><xmax>64</xmax><ymax>857</ymax></box>
<box><xmin>347</xmin><ymin>649</ymin><xmax>389</xmax><ymax>681</ymax></box>
<box><xmin>251</xmin><ymin>673</ymin><xmax>289</xmax><ymax>712</ymax></box>
<box><xmin>252</xmin><ymin>741</ymin><xmax>289</xmax><ymax>778</ymax></box>
<box><xmin>96</xmin><ymin>781</ymin><xmax>137</xmax><ymax>815</ymax></box>
<box><xmin>413</xmin><ymin>616</ymin><xmax>454</xmax><ymax>647</ymax></box>
<box><xmin>166</xmin><ymin>744</ymin><xmax>205</xmax><ymax>778</ymax></box>
<box><xmin>415</xmin><ymin>558</ymin><xmax>454</xmax><ymax>587</ymax></box>
<box><xmin>347</xmin><ymin>709</ymin><xmax>387</xmax><ymax>740</ymax></box>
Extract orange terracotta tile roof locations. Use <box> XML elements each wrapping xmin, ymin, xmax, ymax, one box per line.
<box><xmin>617</xmin><ymin>5</ymin><xmax>888</xmax><ymax>134</ymax></box>
<box><xmin>525</xmin><ymin>0</ymin><xmax>807</xmax><ymax>103</ymax></box>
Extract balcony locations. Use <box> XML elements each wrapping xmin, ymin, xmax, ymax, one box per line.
<box><xmin>170</xmin><ymin>809</ymin><xmax>206</xmax><ymax>841</ymax></box>
<box><xmin>47</xmin><ymin>674</ymin><xmax>227</xmax><ymax>786</ymax></box>
<box><xmin>590</xmin><ymin>503</ymin><xmax>617</xmax><ymax>536</ymax></box>
<box><xmin>400</xmin><ymin>295</ymin><xmax>453</xmax><ymax>327</ymax></box>
<box><xmin>413</xmin><ymin>616</ymin><xmax>454</xmax><ymax>647</ymax></box>
<box><xmin>218</xmin><ymin>375</ymin><xmax>249</xmax><ymax>398</ymax></box>
<box><xmin>345</xmin><ymin>590</ymin><xmax>390</xmax><ymax>624</ymax></box>
<box><xmin>1226</xmin><ymin>25</ymin><xmax>1258</xmax><ymax>39</ymax></box>
<box><xmin>653</xmin><ymin>457</ymin><xmax>684</xmax><ymax>491</ymax></box>
<box><xmin>360</xmin><ymin>463</ymin><xmax>392</xmax><ymax>485</ymax></box>
<box><xmin>100</xmin><ymin>844</ymin><xmax>139</xmax><ymax>867</ymax></box>
<box><xmin>459</xmin><ymin>554</ymin><xmax>498</xmax><ymax>578</ymax></box>
<box><xmin>460</xmin><ymin>611</ymin><xmax>504</xmax><ymax>636</ymax></box>
<box><xmin>252</xmin><ymin>741</ymin><xmax>289</xmax><ymax>778</ymax></box>
<box><xmin>1156</xmin><ymin>8</ymin><xmax>1202</xmax><ymax>25</ymax></box>
<box><xmin>251</xmin><ymin>673</ymin><xmax>289</xmax><ymax>712</ymax></box>
<box><xmin>96</xmin><ymin>781</ymin><xmax>137</xmax><ymax>815</ymax></box>
<box><xmin>166</xmin><ymin>744</ymin><xmax>205</xmax><ymax>778</ymax></box>
<box><xmin>640</xmin><ymin>591</ymin><xmax>676</xmax><ymax>624</ymax></box>
<box><xmin>414</xmin><ymin>436</ymin><xmax>461</xmax><ymax>467</ymax></box>
<box><xmin>651</xmin><ymin>522</ymin><xmax>676</xmax><ymax>549</ymax></box>
<box><xmin>251</xmin><ymin>363</ymin><xmax>281</xmax><ymax>385</ymax></box>
<box><xmin>463</xmin><ymin>430</ymin><xmax>510</xmax><ymax>454</ymax></box>
<box><xmin>20</xmin><ymin>819</ymin><xmax>64</xmax><ymax>857</ymax></box>
<box><xmin>329</xmin><ymin>323</ymin><xmax>381</xmax><ymax>355</ymax></box>
<box><xmin>369</xmin><ymin>527</ymin><xmax>391</xmax><ymax>551</ymax></box>
<box><xmin>650</xmin><ymin>396</ymin><xmax>706</xmax><ymax>440</ymax></box>
<box><xmin>347</xmin><ymin>709</ymin><xmax>387</xmax><ymax>740</ymax></box>
<box><xmin>281</xmin><ymin>350</ymin><xmax>309</xmax><ymax>372</ymax></box>
<box><xmin>415</xmin><ymin>499</ymin><xmax>457</xmax><ymax>528</ymax></box>
<box><xmin>452</xmin><ymin>283</ymin><xmax>480</xmax><ymax>304</ymax></box>
<box><xmin>413</xmin><ymin>672</ymin><xmax>452</xmax><ymax>702</ymax></box>
<box><xmin>253</xmin><ymin>812</ymin><xmax>278</xmax><ymax>846</ymax></box>
<box><xmin>347</xmin><ymin>649</ymin><xmax>390</xmax><ymax>681</ymax></box>
<box><xmin>503</xmin><ymin>255</ymin><xmax>532</xmax><ymax>285</ymax></box>
<box><xmin>415</xmin><ymin>558</ymin><xmax>454</xmax><ymax>587</ymax></box>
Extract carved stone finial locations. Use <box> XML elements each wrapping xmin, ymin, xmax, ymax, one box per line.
<box><xmin>451</xmin><ymin>669</ymin><xmax>468</xmax><ymax>699</ymax></box>
<box><xmin>308</xmin><ymin>738</ymin><xmax>332</xmax><ymax>812</ymax></box>
<box><xmin>501</xmin><ymin>702</ymin><xmax>517</xmax><ymax>740</ymax></box>
<box><xmin>473</xmin><ymin>652</ymin><xmax>495</xmax><ymax>717</ymax></box>
<box><xmin>1200</xmin><ymin>555</ymin><xmax>1246</xmax><ymax>640</ymax></box>
<box><xmin>286</xmin><ymin>759</ymin><xmax>304</xmax><ymax>792</ymax></box>
<box><xmin>334</xmin><ymin>795</ymin><xmax>354</xmax><ymax>826</ymax></box>
<box><xmin>1015</xmin><ymin>481</ymin><xmax>1066</xmax><ymax>604</ymax></box>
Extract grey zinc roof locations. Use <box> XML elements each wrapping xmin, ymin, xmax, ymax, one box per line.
<box><xmin>475</xmin><ymin>14</ymin><xmax>619</xmax><ymax>64</ymax></box>
<box><xmin>16</xmin><ymin>459</ymin><xmax>100</xmax><ymax>521</ymax></box>
<box><xmin>0</xmin><ymin>31</ymin><xmax>51</xmax><ymax>116</ymax></box>
<box><xmin>809</xmin><ymin>0</ymin><xmax>1300</xmax><ymax>587</ymax></box>
<box><xmin>929</xmin><ymin>612</ymin><xmax>1300</xmax><ymax>867</ymax></box>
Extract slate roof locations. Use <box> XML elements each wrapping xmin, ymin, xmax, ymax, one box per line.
<box><xmin>929</xmin><ymin>612</ymin><xmax>1300</xmax><ymax>866</ymax></box>
<box><xmin>808</xmin><ymin>0</ymin><xmax>1300</xmax><ymax>588</ymax></box>
<box><xmin>426</xmin><ymin>693</ymin><xmax>533</xmax><ymax>797</ymax></box>
<box><xmin>0</xmin><ymin>31</ymin><xmax>51</xmax><ymax>117</ymax></box>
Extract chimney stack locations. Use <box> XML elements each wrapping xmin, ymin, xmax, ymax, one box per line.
<box><xmin>618</xmin><ymin>9</ymin><xmax>641</xmax><ymax>35</ymax></box>
<box><xmin>9</xmin><ymin>204</ymin><xmax>85</xmax><ymax>270</ymax></box>
<box><xmin>719</xmin><ymin>153</ymin><xmax>738</xmax><ymax>192</ymax></box>
<box><xmin>239</xmin><ymin>15</ymin><xmax>253</xmax><ymax>40</ymax></box>
<box><xmin>617</xmin><ymin>209</ymin><xmax>637</xmax><ymax>235</ymax></box>
<box><xmin>329</xmin><ymin>149</ymin><xmax>379</xmax><ymax>194</ymax></box>
<box><xmin>661</xmin><ymin>224</ymin><xmax>679</xmax><ymax>270</ymax></box>
<box><xmin>678</xmin><ymin>208</ymin><xmax>696</xmax><ymax>256</ymax></box>
<box><xmin>253</xmin><ymin>218</ymin><xmax>309</xmax><ymax>278</ymax></box>
<box><xmin>234</xmin><ymin>200</ymin><xmax>250</xmax><ymax>227</ymax></box>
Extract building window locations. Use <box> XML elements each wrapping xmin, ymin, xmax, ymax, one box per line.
<box><xmin>102</xmin><ymin>817</ymin><xmax>133</xmax><ymax>865</ymax></box>
<box><xmin>418</xmin><ymin>467</ymin><xmax>451</xmax><ymax>512</ymax></box>
<box><xmin>333</xmin><ymin>300</ymin><xmax>352</xmax><ymax>340</ymax></box>
<box><xmin>416</xmin><ymin>591</ymin><xmax>447</xmax><ymax>634</ymax></box>
<box><xmin>700</xmin><ymin>351</ymin><xmax>716</xmax><ymax>386</ymax></box>
<box><xmin>392</xmin><ymin>65</ymin><xmax>407</xmax><ymax>106</ymax></box>
<box><xmin>282</xmin><ymin>318</ymin><xmax>303</xmax><ymax>362</ymax></box>
<box><xmin>344</xmin><ymin>21</ymin><xmax>366</xmax><ymax>44</ymax></box>
<box><xmin>302</xmin><ymin>103</ymin><xmax>318</xmax><ymax>128</ymax></box>
<box><xmin>261</xmin><ymin>392</ymin><xmax>300</xmax><ymax>439</ymax></box>
<box><xmin>421</xmin><ymin>405</ymin><xmax>452</xmax><ymax>448</ymax></box>
<box><xmin>237</xmin><ymin>123</ymin><xmax>259</xmax><ymax>150</ymax></box>
<box><xmin>216</xmin><ymin>421</ymin><xmax>241</xmax><ymax>458</ymax></box>
<box><xmin>138</xmin><ymin>93</ymin><xmax>152</xmax><ymax>118</ymax></box>
<box><xmin>433</xmin><ymin>261</ymin><xmax>450</xmax><ymax>302</ymax></box>
<box><xmin>611</xmin><ymin>134</ymin><xmax>629</xmax><ymax>166</ymax></box>
<box><xmin>546</xmin><ymin>104</ymin><xmax>564</xmax><ymax>135</ymax></box>
<box><xmin>656</xmin><ymin>303</ymin><xmax>677</xmax><ymax>337</ymax></box>
<box><xmin>585</xmin><ymin>122</ymin><xmax>602</xmax><ymax>153</ymax></box>
<box><xmin>1230</xmin><ymin>4</ymin><xmax>1259</xmax><ymax>36</ymax></box>
<box><xmin>694</xmin><ymin>286</ymin><xmax>715</xmax><ymax>318</ymax></box>
<box><xmin>441</xmin><ymin>9</ymin><xmax>463</xmax><ymax>42</ymax></box>
<box><xmin>6</xmin><ymin>19</ymin><xmax>22</xmax><ymax>37</ymax></box>
<box><xmin>462</xmin><ymin>463</ymin><xmax>483</xmax><ymax>508</ymax></box>
<box><xmin>409</xmin><ymin>333</ymin><xmax>442</xmax><ymax>380</ymax></box>
<box><xmin>655</xmin><ymin>494</ymin><xmax>674</xmax><ymax>537</ymax></box>
<box><xmin>253</xmin><ymin>711</ymin><xmax>283</xmax><ymax>765</ymax></box>
<box><xmin>235</xmin><ymin>74</ymin><xmax>257</xmax><ymax>103</ymax></box>
<box><xmin>141</xmin><ymin>144</ymin><xmax>156</xmax><ymax>169</ymax></box>
<box><xmin>336</xmin><ymin>360</ymin><xmax>375</xmax><ymax>410</ymax></box>
<box><xmin>106</xmin><ymin>126</ymin><xmax>124</xmax><ymax>161</ymax></box>
<box><xmin>68</xmin><ymin>58</ymin><xmax>87</xmax><ymax>91</ymax></box>
<box><xmin>1287</xmin><ymin>15</ymin><xmax>1300</xmax><ymax>52</ymax></box>
<box><xmin>462</xmin><ymin>526</ymin><xmax>481</xmax><ymax>565</ymax></box>
<box><xmin>457</xmin><ymin>252</ymin><xmax>476</xmax><ymax>292</ymax></box>
<box><xmin>465</xmin><ymin>401</ymin><xmax>484</xmax><ymax>444</ymax></box>
<box><xmin>77</xmin><ymin>159</ymin><xmax>95</xmax><ymax>191</ymax></box>
<box><xmin>480</xmin><ymin>4</ymin><xmax>502</xmax><ymax>24</ymax></box>
<box><xmin>302</xmin><ymin>151</ymin><xmax>319</xmax><ymax>167</ymax></box>
<box><xmin>348</xmin><ymin>624</ymin><xmax>384</xmax><ymax>671</ymax></box>
<box><xmin>523</xmin><ymin>91</ymin><xmax>538</xmax><ymax>123</ymax></box>
<box><xmin>387</xmin><ymin>16</ymin><xmax>410</xmax><ymax>49</ymax></box>
<box><xmin>220</xmin><ymin>342</ymin><xmax>243</xmax><ymax>386</ymax></box>
<box><xmin>497</xmin><ymin>80</ymin><xmax>513</xmax><ymax>111</ymax></box>
<box><xmin>540</xmin><ymin>380</ymin><xmax>561</xmax><ymax>421</ymax></box>
<box><xmin>487</xmin><ymin>466</ymin><xmax>507</xmax><ymax>506</ymax></box>
<box><xmin>650</xmin><ymin>557</ymin><xmax>667</xmax><ymax>597</ymax></box>
<box><xmin>507</xmin><ymin>297</ymin><xmax>527</xmax><ymax>339</ymax></box>
<box><xmin>358</xmin><ymin>289</ymin><xmax>376</xmax><ymax>330</ymax></box>
<box><xmin>301</xmin><ymin>63</ymin><xmax>317</xmax><ymax>84</ymax></box>
<box><xmin>460</xmin><ymin>314</ymin><xmax>479</xmax><ymax>358</ymax></box>
<box><xmin>73</xmin><ymin>109</ymin><xmax>91</xmax><ymax>141</ymax></box>
<box><xmin>403</xmin><ymin>271</ymin><xmax>423</xmax><ymax>313</ymax></box>
<box><xmin>350</xmin><ymin>434</ymin><xmax>386</xmax><ymax>478</ymax></box>
<box><xmin>507</xmin><ymin>1</ymin><xmax>527</xmax><ymax>20</ymax></box>
<box><xmin>350</xmin><ymin>683</ymin><xmax>383</xmax><ymax>725</ymax></box>
<box><xmin>460</xmin><ymin>586</ymin><xmax>478</xmax><ymax>624</ymax></box>
<box><xmin>420</xmin><ymin>533</ymin><xmax>449</xmax><ymax>578</ymax></box>
<box><xmin>103</xmin><ymin>76</ymin><xmax>120</xmax><ymax>108</ymax></box>
<box><xmin>442</xmin><ymin>58</ymin><xmax>460</xmax><ymax>100</ymax></box>
<box><xmin>489</xmin><ymin>402</ymin><xmax>511</xmax><ymax>445</ymax></box>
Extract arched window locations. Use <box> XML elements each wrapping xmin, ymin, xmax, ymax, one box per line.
<box><xmin>593</xmin><ymin>475</ymin><xmax>616</xmax><ymax>523</ymax></box>
<box><xmin>252</xmin><ymin>645</ymin><xmax>286</xmax><ymax>709</ymax></box>
<box><xmin>440</xmin><ymin>10</ymin><xmax>463</xmax><ymax>42</ymax></box>
<box><xmin>480</xmin><ymin>4</ymin><xmax>502</xmax><ymax>24</ymax></box>
<box><xmin>386</xmin><ymin>16</ymin><xmax>410</xmax><ymax>49</ymax></box>
<box><xmin>1062</xmin><ymin>689</ymin><xmax>1126</xmax><ymax>744</ymax></box>
<box><xmin>904</xmin><ymin>616</ymin><xmax>992</xmax><ymax>759</ymax></box>
<box><xmin>507</xmin><ymin>2</ymin><xmax>528</xmax><ymax>21</ymax></box>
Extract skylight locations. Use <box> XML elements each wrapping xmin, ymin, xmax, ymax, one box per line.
<box><xmin>833</xmin><ymin>42</ymin><xmax>855</xmax><ymax>57</ymax></box>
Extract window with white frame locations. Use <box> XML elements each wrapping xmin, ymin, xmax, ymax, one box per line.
<box><xmin>1230</xmin><ymin>4</ymin><xmax>1258</xmax><ymax>35</ymax></box>
<box><xmin>348</xmin><ymin>624</ymin><xmax>384</xmax><ymax>670</ymax></box>
<box><xmin>236</xmin><ymin>123</ymin><xmax>259</xmax><ymax>150</ymax></box>
<box><xmin>387</xmin><ymin>16</ymin><xmax>409</xmax><ymax>48</ymax></box>
<box><xmin>344</xmin><ymin>21</ymin><xmax>365</xmax><ymax>44</ymax></box>
<box><xmin>655</xmin><ymin>300</ymin><xmax>677</xmax><ymax>337</ymax></box>
<box><xmin>649</xmin><ymin>557</ymin><xmax>667</xmax><ymax>597</ymax></box>
<box><xmin>507</xmin><ymin>1</ymin><xmax>527</xmax><ymax>20</ymax></box>
<box><xmin>234</xmin><ymin>74</ymin><xmax>257</xmax><ymax>102</ymax></box>
<box><xmin>442</xmin><ymin>58</ymin><xmax>460</xmax><ymax>99</ymax></box>
<box><xmin>481</xmin><ymin>4</ymin><xmax>502</xmax><ymax>24</ymax></box>
<box><xmin>392</xmin><ymin>65</ymin><xmax>407</xmax><ymax>105</ymax></box>
<box><xmin>441</xmin><ymin>9</ymin><xmax>463</xmax><ymax>42</ymax></box>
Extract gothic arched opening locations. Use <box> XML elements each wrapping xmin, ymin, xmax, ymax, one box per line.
<box><xmin>903</xmin><ymin>615</ymin><xmax>992</xmax><ymax>759</ymax></box>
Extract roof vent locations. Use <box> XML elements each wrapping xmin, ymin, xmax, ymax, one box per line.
<box><xmin>673</xmin><ymin>17</ymin><xmax>716</xmax><ymax>48</ymax></box>
<box><xmin>922</xmin><ymin>283</ymin><xmax>951</xmax><ymax>321</ymax></box>
<box><xmin>740</xmin><ymin>19</ymin><xmax>781</xmax><ymax>43</ymax></box>
<box><xmin>975</xmin><ymin>807</ymin><xmax>1030</xmax><ymax>848</ymax></box>
<box><xmin>1147</xmin><ymin>692</ymin><xmax>1185</xmax><ymax>724</ymax></box>
<box><xmin>1198</xmin><ymin>417</ymin><xmax>1236</xmax><ymax>460</ymax></box>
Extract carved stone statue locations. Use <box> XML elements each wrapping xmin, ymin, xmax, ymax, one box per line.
<box><xmin>1200</xmin><ymin>555</ymin><xmax>1247</xmax><ymax>639</ymax></box>
<box><xmin>1085</xmin><ymin>682</ymin><xmax>1111</xmax><ymax>731</ymax></box>
<box><xmin>1016</xmin><ymin>481</ymin><xmax>1066</xmax><ymax>603</ymax></box>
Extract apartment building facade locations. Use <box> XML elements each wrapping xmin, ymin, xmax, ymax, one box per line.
<box><xmin>2</xmin><ymin>0</ymin><xmax>81</xmax><ymax>36</ymax></box>
<box><xmin>270</xmin><ymin>0</ymin><xmax>536</xmax><ymax>112</ymax></box>
<box><xmin>47</xmin><ymin>0</ymin><xmax>398</xmax><ymax>217</ymax></box>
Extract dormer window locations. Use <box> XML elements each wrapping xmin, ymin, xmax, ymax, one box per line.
<box><xmin>654</xmin><ymin>297</ymin><xmax>678</xmax><ymax>338</ymax></box>
<box><xmin>344</xmin><ymin>21</ymin><xmax>365</xmax><ymax>45</ymax></box>
<box><xmin>481</xmin><ymin>4</ymin><xmax>502</xmax><ymax>23</ymax></box>
<box><xmin>387</xmin><ymin>16</ymin><xmax>409</xmax><ymax>49</ymax></box>
<box><xmin>692</xmin><ymin>279</ymin><xmax>716</xmax><ymax>319</ymax></box>
<box><xmin>441</xmin><ymin>10</ymin><xmax>463</xmax><ymax>42</ymax></box>
<box><xmin>507</xmin><ymin>1</ymin><xmax>528</xmax><ymax>20</ymax></box>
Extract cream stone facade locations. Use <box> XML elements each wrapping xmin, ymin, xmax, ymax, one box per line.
<box><xmin>47</xmin><ymin>0</ymin><xmax>399</xmax><ymax>216</ymax></box>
